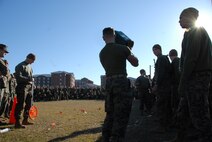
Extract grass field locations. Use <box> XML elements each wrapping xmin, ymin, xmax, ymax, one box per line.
<box><xmin>0</xmin><ymin>100</ymin><xmax>105</xmax><ymax>142</ymax></box>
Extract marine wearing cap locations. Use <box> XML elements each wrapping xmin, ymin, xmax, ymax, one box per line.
<box><xmin>0</xmin><ymin>44</ymin><xmax>9</xmax><ymax>53</ymax></box>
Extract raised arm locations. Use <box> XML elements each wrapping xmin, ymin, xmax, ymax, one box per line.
<box><xmin>127</xmin><ymin>53</ymin><xmax>139</xmax><ymax>67</ymax></box>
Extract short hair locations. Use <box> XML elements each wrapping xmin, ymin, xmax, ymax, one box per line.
<box><xmin>140</xmin><ymin>69</ymin><xmax>146</xmax><ymax>75</ymax></box>
<box><xmin>152</xmin><ymin>44</ymin><xmax>161</xmax><ymax>51</ymax></box>
<box><xmin>103</xmin><ymin>27</ymin><xmax>115</xmax><ymax>36</ymax></box>
<box><xmin>169</xmin><ymin>49</ymin><xmax>178</xmax><ymax>56</ymax></box>
<box><xmin>180</xmin><ymin>7</ymin><xmax>199</xmax><ymax>20</ymax></box>
<box><xmin>26</xmin><ymin>53</ymin><xmax>36</xmax><ymax>60</ymax></box>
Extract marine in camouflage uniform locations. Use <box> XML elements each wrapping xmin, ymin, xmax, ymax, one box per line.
<box><xmin>152</xmin><ymin>44</ymin><xmax>172</xmax><ymax>132</ymax></box>
<box><xmin>167</xmin><ymin>7</ymin><xmax>212</xmax><ymax>142</ymax></box>
<box><xmin>0</xmin><ymin>60</ymin><xmax>11</xmax><ymax>118</ymax></box>
<box><xmin>168</xmin><ymin>49</ymin><xmax>181</xmax><ymax>118</ymax></box>
<box><xmin>6</xmin><ymin>74</ymin><xmax>17</xmax><ymax>118</ymax></box>
<box><xmin>0</xmin><ymin>44</ymin><xmax>9</xmax><ymax>125</ymax></box>
<box><xmin>135</xmin><ymin>69</ymin><xmax>152</xmax><ymax>115</ymax></box>
<box><xmin>99</xmin><ymin>27</ymin><xmax>138</xmax><ymax>142</ymax></box>
<box><xmin>14</xmin><ymin>53</ymin><xmax>36</xmax><ymax>129</ymax></box>
<box><xmin>209</xmin><ymin>80</ymin><xmax>212</xmax><ymax>121</ymax></box>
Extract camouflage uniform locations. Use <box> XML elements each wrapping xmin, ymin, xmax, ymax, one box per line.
<box><xmin>14</xmin><ymin>60</ymin><xmax>33</xmax><ymax>124</ymax></box>
<box><xmin>209</xmin><ymin>79</ymin><xmax>212</xmax><ymax>120</ymax></box>
<box><xmin>6</xmin><ymin>74</ymin><xmax>17</xmax><ymax>117</ymax></box>
<box><xmin>177</xmin><ymin>72</ymin><xmax>212</xmax><ymax>142</ymax></box>
<box><xmin>100</xmin><ymin>27</ymin><xmax>138</xmax><ymax>142</ymax></box>
<box><xmin>177</xmin><ymin>26</ymin><xmax>212</xmax><ymax>141</ymax></box>
<box><xmin>135</xmin><ymin>74</ymin><xmax>151</xmax><ymax>115</ymax></box>
<box><xmin>170</xmin><ymin>57</ymin><xmax>180</xmax><ymax>113</ymax></box>
<box><xmin>0</xmin><ymin>59</ymin><xmax>11</xmax><ymax>118</ymax></box>
<box><xmin>154</xmin><ymin>54</ymin><xmax>172</xmax><ymax>129</ymax></box>
<box><xmin>102</xmin><ymin>77</ymin><xmax>133</xmax><ymax>142</ymax></box>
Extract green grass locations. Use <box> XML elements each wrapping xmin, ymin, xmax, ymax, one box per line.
<box><xmin>0</xmin><ymin>100</ymin><xmax>105</xmax><ymax>142</ymax></box>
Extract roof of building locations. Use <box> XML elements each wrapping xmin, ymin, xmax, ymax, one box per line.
<box><xmin>33</xmin><ymin>74</ymin><xmax>51</xmax><ymax>77</ymax></box>
<box><xmin>51</xmin><ymin>71</ymin><xmax>73</xmax><ymax>75</ymax></box>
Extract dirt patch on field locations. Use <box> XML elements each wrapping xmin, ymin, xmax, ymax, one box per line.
<box><xmin>124</xmin><ymin>100</ymin><xmax>176</xmax><ymax>142</ymax></box>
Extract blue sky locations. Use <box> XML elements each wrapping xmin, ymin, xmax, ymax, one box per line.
<box><xmin>0</xmin><ymin>0</ymin><xmax>211</xmax><ymax>85</ymax></box>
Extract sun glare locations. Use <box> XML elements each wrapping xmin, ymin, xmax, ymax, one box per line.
<box><xmin>195</xmin><ymin>12</ymin><xmax>212</xmax><ymax>34</ymax></box>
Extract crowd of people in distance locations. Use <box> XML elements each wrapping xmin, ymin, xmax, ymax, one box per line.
<box><xmin>33</xmin><ymin>87</ymin><xmax>105</xmax><ymax>102</ymax></box>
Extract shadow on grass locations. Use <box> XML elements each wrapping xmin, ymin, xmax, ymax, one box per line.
<box><xmin>48</xmin><ymin>126</ymin><xmax>102</xmax><ymax>142</ymax></box>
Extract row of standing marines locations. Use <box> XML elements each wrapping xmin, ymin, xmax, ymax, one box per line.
<box><xmin>0</xmin><ymin>48</ymin><xmax>36</xmax><ymax>129</ymax></box>
<box><xmin>99</xmin><ymin>7</ymin><xmax>212</xmax><ymax>142</ymax></box>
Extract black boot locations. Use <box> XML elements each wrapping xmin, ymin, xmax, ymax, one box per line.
<box><xmin>15</xmin><ymin>120</ymin><xmax>25</xmax><ymax>129</ymax></box>
<box><xmin>22</xmin><ymin>118</ymin><xmax>34</xmax><ymax>125</ymax></box>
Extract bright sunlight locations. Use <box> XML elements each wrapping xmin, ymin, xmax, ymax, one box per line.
<box><xmin>195</xmin><ymin>11</ymin><xmax>212</xmax><ymax>34</ymax></box>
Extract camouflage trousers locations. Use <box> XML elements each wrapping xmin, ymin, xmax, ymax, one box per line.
<box><xmin>155</xmin><ymin>84</ymin><xmax>172</xmax><ymax>128</ymax></box>
<box><xmin>177</xmin><ymin>71</ymin><xmax>212</xmax><ymax>142</ymax></box>
<box><xmin>0</xmin><ymin>89</ymin><xmax>4</xmax><ymax>108</ymax></box>
<box><xmin>137</xmin><ymin>90</ymin><xmax>152</xmax><ymax>114</ymax></box>
<box><xmin>15</xmin><ymin>84</ymin><xmax>32</xmax><ymax>121</ymax></box>
<box><xmin>208</xmin><ymin>79</ymin><xmax>212</xmax><ymax>121</ymax></box>
<box><xmin>171</xmin><ymin>84</ymin><xmax>180</xmax><ymax>114</ymax></box>
<box><xmin>102</xmin><ymin>77</ymin><xmax>133</xmax><ymax>142</ymax></box>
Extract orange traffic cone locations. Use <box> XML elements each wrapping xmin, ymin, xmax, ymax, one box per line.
<box><xmin>9</xmin><ymin>96</ymin><xmax>17</xmax><ymax>124</ymax></box>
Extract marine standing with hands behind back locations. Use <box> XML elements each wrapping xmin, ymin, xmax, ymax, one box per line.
<box><xmin>99</xmin><ymin>27</ymin><xmax>138</xmax><ymax>142</ymax></box>
<box><xmin>14</xmin><ymin>53</ymin><xmax>36</xmax><ymax>129</ymax></box>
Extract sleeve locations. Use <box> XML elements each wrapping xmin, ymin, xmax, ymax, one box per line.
<box><xmin>173</xmin><ymin>58</ymin><xmax>181</xmax><ymax>83</ymax></box>
<box><xmin>157</xmin><ymin>56</ymin><xmax>169</xmax><ymax>86</ymax></box>
<box><xmin>124</xmin><ymin>45</ymin><xmax>131</xmax><ymax>58</ymax></box>
<box><xmin>135</xmin><ymin>77</ymin><xmax>140</xmax><ymax>87</ymax></box>
<box><xmin>0</xmin><ymin>61</ymin><xmax>8</xmax><ymax>76</ymax></box>
<box><xmin>181</xmin><ymin>28</ymin><xmax>202</xmax><ymax>82</ymax></box>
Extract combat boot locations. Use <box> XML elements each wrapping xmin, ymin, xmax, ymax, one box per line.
<box><xmin>15</xmin><ymin>120</ymin><xmax>25</xmax><ymax>129</ymax></box>
<box><xmin>22</xmin><ymin>118</ymin><xmax>34</xmax><ymax>125</ymax></box>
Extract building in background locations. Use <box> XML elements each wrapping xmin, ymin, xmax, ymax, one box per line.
<box><xmin>33</xmin><ymin>71</ymin><xmax>101</xmax><ymax>89</ymax></box>
<box><xmin>51</xmin><ymin>71</ymin><xmax>75</xmax><ymax>88</ymax></box>
<box><xmin>75</xmin><ymin>77</ymin><xmax>99</xmax><ymax>88</ymax></box>
<box><xmin>33</xmin><ymin>74</ymin><xmax>51</xmax><ymax>88</ymax></box>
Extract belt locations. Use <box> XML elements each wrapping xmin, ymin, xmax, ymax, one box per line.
<box><xmin>106</xmin><ymin>74</ymin><xmax>127</xmax><ymax>79</ymax></box>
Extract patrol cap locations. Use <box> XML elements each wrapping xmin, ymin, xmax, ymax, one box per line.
<box><xmin>0</xmin><ymin>44</ymin><xmax>9</xmax><ymax>53</ymax></box>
